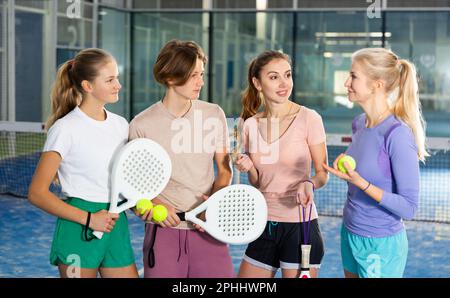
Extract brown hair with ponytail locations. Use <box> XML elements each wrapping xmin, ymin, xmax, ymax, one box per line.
<box><xmin>46</xmin><ymin>48</ymin><xmax>114</xmax><ymax>130</ymax></box>
<box><xmin>240</xmin><ymin>51</ymin><xmax>291</xmax><ymax>121</ymax></box>
<box><xmin>352</xmin><ymin>48</ymin><xmax>428</xmax><ymax>161</ymax></box>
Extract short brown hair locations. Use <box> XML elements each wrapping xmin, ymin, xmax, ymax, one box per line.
<box><xmin>153</xmin><ymin>39</ymin><xmax>207</xmax><ymax>87</ymax></box>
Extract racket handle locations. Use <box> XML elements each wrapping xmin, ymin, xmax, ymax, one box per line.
<box><xmin>299</xmin><ymin>270</ymin><xmax>311</xmax><ymax>278</ymax></box>
<box><xmin>176</xmin><ymin>212</ymin><xmax>186</xmax><ymax>221</ymax></box>
<box><xmin>185</xmin><ymin>212</ymin><xmax>204</xmax><ymax>227</ymax></box>
<box><xmin>301</xmin><ymin>244</ymin><xmax>311</xmax><ymax>268</ymax></box>
<box><xmin>93</xmin><ymin>230</ymin><xmax>104</xmax><ymax>239</ymax></box>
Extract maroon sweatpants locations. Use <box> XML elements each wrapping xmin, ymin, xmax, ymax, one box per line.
<box><xmin>143</xmin><ymin>223</ymin><xmax>235</xmax><ymax>278</ymax></box>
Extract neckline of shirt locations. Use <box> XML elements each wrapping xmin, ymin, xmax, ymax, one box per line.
<box><xmin>158</xmin><ymin>99</ymin><xmax>195</xmax><ymax>120</ymax></box>
<box><xmin>363</xmin><ymin>113</ymin><xmax>395</xmax><ymax>131</ymax></box>
<box><xmin>74</xmin><ymin>106</ymin><xmax>111</xmax><ymax>125</ymax></box>
<box><xmin>255</xmin><ymin>106</ymin><xmax>304</xmax><ymax>145</ymax></box>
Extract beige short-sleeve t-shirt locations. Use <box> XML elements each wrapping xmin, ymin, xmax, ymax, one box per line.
<box><xmin>129</xmin><ymin>99</ymin><xmax>229</xmax><ymax>229</ymax></box>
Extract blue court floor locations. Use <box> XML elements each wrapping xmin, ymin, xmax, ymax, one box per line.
<box><xmin>1</xmin><ymin>195</ymin><xmax>449</xmax><ymax>278</ymax></box>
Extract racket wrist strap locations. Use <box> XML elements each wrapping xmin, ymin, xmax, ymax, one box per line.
<box><xmin>302</xmin><ymin>179</ymin><xmax>315</xmax><ymax>192</ymax></box>
<box><xmin>84</xmin><ymin>211</ymin><xmax>94</xmax><ymax>242</ymax></box>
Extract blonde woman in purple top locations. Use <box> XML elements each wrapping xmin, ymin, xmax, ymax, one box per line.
<box><xmin>324</xmin><ymin>48</ymin><xmax>428</xmax><ymax>278</ymax></box>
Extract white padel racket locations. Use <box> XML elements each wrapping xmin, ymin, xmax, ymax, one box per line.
<box><xmin>93</xmin><ymin>138</ymin><xmax>172</xmax><ymax>239</ymax></box>
<box><xmin>178</xmin><ymin>184</ymin><xmax>267</xmax><ymax>245</ymax></box>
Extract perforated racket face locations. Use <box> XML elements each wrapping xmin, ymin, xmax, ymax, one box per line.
<box><xmin>205</xmin><ymin>185</ymin><xmax>267</xmax><ymax>245</ymax></box>
<box><xmin>113</xmin><ymin>138</ymin><xmax>172</xmax><ymax>202</ymax></box>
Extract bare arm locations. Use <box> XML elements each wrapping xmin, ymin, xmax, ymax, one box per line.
<box><xmin>309</xmin><ymin>142</ymin><xmax>329</xmax><ymax>190</ymax></box>
<box><xmin>246</xmin><ymin>162</ymin><xmax>259</xmax><ymax>188</ymax></box>
<box><xmin>28</xmin><ymin>152</ymin><xmax>117</xmax><ymax>232</ymax></box>
<box><xmin>234</xmin><ymin>154</ymin><xmax>259</xmax><ymax>188</ymax></box>
<box><xmin>212</xmin><ymin>150</ymin><xmax>233</xmax><ymax>193</ymax></box>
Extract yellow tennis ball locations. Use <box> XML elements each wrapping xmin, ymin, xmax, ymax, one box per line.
<box><xmin>338</xmin><ymin>155</ymin><xmax>356</xmax><ymax>173</ymax></box>
<box><xmin>136</xmin><ymin>199</ymin><xmax>153</xmax><ymax>215</ymax></box>
<box><xmin>152</xmin><ymin>205</ymin><xmax>168</xmax><ymax>223</ymax></box>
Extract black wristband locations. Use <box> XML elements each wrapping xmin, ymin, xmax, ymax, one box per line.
<box><xmin>363</xmin><ymin>181</ymin><xmax>371</xmax><ymax>192</ymax></box>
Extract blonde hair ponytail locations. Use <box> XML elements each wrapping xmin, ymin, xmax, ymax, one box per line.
<box><xmin>352</xmin><ymin>48</ymin><xmax>428</xmax><ymax>161</ymax></box>
<box><xmin>394</xmin><ymin>59</ymin><xmax>428</xmax><ymax>161</ymax></box>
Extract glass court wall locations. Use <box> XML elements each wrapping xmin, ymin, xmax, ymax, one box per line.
<box><xmin>1</xmin><ymin>0</ymin><xmax>450</xmax><ymax>137</ymax></box>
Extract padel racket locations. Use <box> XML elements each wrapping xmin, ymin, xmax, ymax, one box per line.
<box><xmin>93</xmin><ymin>138</ymin><xmax>172</xmax><ymax>239</ymax></box>
<box><xmin>178</xmin><ymin>184</ymin><xmax>267</xmax><ymax>245</ymax></box>
<box><xmin>299</xmin><ymin>205</ymin><xmax>313</xmax><ymax>278</ymax></box>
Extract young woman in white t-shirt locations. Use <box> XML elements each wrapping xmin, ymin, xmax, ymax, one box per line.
<box><xmin>28</xmin><ymin>48</ymin><xmax>138</xmax><ymax>278</ymax></box>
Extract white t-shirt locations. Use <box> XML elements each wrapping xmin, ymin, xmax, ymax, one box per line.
<box><xmin>43</xmin><ymin>106</ymin><xmax>129</xmax><ymax>203</ymax></box>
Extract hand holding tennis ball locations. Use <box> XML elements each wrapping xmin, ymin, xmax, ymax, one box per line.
<box><xmin>136</xmin><ymin>199</ymin><xmax>153</xmax><ymax>215</ymax></box>
<box><xmin>337</xmin><ymin>155</ymin><xmax>356</xmax><ymax>173</ymax></box>
<box><xmin>152</xmin><ymin>205</ymin><xmax>168</xmax><ymax>223</ymax></box>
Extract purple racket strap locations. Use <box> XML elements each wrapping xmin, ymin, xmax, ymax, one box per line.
<box><xmin>302</xmin><ymin>204</ymin><xmax>313</xmax><ymax>244</ymax></box>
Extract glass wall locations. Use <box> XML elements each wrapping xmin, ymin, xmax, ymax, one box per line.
<box><xmin>0</xmin><ymin>0</ymin><xmax>6</xmax><ymax>120</ymax></box>
<box><xmin>386</xmin><ymin>11</ymin><xmax>450</xmax><ymax>137</ymax></box>
<box><xmin>2</xmin><ymin>3</ymin><xmax>450</xmax><ymax>137</ymax></box>
<box><xmin>212</xmin><ymin>12</ymin><xmax>294</xmax><ymax>116</ymax></box>
<box><xmin>14</xmin><ymin>0</ymin><xmax>55</xmax><ymax>122</ymax></box>
<box><xmin>295</xmin><ymin>11</ymin><xmax>383</xmax><ymax>134</ymax></box>
<box><xmin>98</xmin><ymin>7</ymin><xmax>131</xmax><ymax>119</ymax></box>
<box><xmin>57</xmin><ymin>1</ymin><xmax>94</xmax><ymax>49</ymax></box>
<box><xmin>131</xmin><ymin>12</ymin><xmax>208</xmax><ymax>117</ymax></box>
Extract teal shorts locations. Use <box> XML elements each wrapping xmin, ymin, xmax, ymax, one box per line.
<box><xmin>340</xmin><ymin>225</ymin><xmax>408</xmax><ymax>278</ymax></box>
<box><xmin>50</xmin><ymin>197</ymin><xmax>135</xmax><ymax>269</ymax></box>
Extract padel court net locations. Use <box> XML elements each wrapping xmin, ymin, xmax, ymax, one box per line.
<box><xmin>1</xmin><ymin>121</ymin><xmax>450</xmax><ymax>223</ymax></box>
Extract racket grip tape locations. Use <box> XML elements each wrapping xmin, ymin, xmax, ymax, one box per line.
<box><xmin>176</xmin><ymin>212</ymin><xmax>186</xmax><ymax>221</ymax></box>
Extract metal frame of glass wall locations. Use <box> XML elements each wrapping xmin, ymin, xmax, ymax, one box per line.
<box><xmin>1</xmin><ymin>0</ymin><xmax>450</xmax><ymax>137</ymax></box>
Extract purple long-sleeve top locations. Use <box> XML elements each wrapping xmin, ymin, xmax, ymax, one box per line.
<box><xmin>344</xmin><ymin>113</ymin><xmax>420</xmax><ymax>238</ymax></box>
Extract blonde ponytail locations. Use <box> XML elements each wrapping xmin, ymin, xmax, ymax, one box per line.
<box><xmin>352</xmin><ymin>48</ymin><xmax>428</xmax><ymax>161</ymax></box>
<box><xmin>394</xmin><ymin>59</ymin><xmax>429</xmax><ymax>161</ymax></box>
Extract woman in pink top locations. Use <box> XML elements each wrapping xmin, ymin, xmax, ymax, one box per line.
<box><xmin>234</xmin><ymin>51</ymin><xmax>329</xmax><ymax>278</ymax></box>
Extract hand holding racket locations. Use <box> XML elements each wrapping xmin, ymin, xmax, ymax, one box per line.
<box><xmin>234</xmin><ymin>154</ymin><xmax>254</xmax><ymax>173</ymax></box>
<box><xmin>93</xmin><ymin>138</ymin><xmax>172</xmax><ymax>239</ymax></box>
<box><xmin>90</xmin><ymin>209</ymin><xmax>119</xmax><ymax>233</ymax></box>
<box><xmin>296</xmin><ymin>180</ymin><xmax>315</xmax><ymax>208</ymax></box>
<box><xmin>177</xmin><ymin>184</ymin><xmax>268</xmax><ymax>245</ymax></box>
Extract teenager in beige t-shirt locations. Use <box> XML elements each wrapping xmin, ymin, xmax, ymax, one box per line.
<box><xmin>234</xmin><ymin>51</ymin><xmax>329</xmax><ymax>278</ymax></box>
<box><xmin>129</xmin><ymin>40</ymin><xmax>234</xmax><ymax>278</ymax></box>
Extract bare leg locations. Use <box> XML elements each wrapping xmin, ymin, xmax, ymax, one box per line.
<box><xmin>58</xmin><ymin>264</ymin><xmax>98</xmax><ymax>278</ymax></box>
<box><xmin>99</xmin><ymin>264</ymin><xmax>139</xmax><ymax>278</ymax></box>
<box><xmin>238</xmin><ymin>260</ymin><xmax>276</xmax><ymax>278</ymax></box>
<box><xmin>281</xmin><ymin>269</ymin><xmax>299</xmax><ymax>278</ymax></box>
<box><xmin>281</xmin><ymin>267</ymin><xmax>318</xmax><ymax>278</ymax></box>
<box><xmin>310</xmin><ymin>267</ymin><xmax>319</xmax><ymax>278</ymax></box>
<box><xmin>344</xmin><ymin>270</ymin><xmax>359</xmax><ymax>278</ymax></box>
